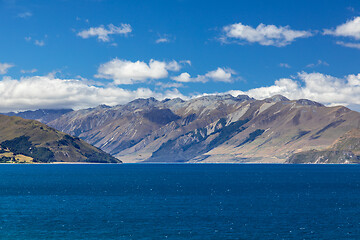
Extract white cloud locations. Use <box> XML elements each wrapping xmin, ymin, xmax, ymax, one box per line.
<box><xmin>279</xmin><ymin>63</ymin><xmax>291</xmax><ymax>68</ymax></box>
<box><xmin>0</xmin><ymin>63</ymin><xmax>14</xmax><ymax>74</ymax></box>
<box><xmin>76</xmin><ymin>17</ymin><xmax>89</xmax><ymax>23</ymax></box>
<box><xmin>25</xmin><ymin>37</ymin><xmax>45</xmax><ymax>47</ymax></box>
<box><xmin>0</xmin><ymin>75</ymin><xmax>186</xmax><ymax>112</ymax></box>
<box><xmin>17</xmin><ymin>12</ymin><xmax>32</xmax><ymax>18</ymax></box>
<box><xmin>156</xmin><ymin>37</ymin><xmax>170</xmax><ymax>43</ymax></box>
<box><xmin>155</xmin><ymin>33</ymin><xmax>174</xmax><ymax>44</ymax></box>
<box><xmin>77</xmin><ymin>24</ymin><xmax>132</xmax><ymax>42</ymax></box>
<box><xmin>222</xmin><ymin>22</ymin><xmax>312</xmax><ymax>47</ymax></box>
<box><xmin>205</xmin><ymin>68</ymin><xmax>234</xmax><ymax>82</ymax></box>
<box><xmin>34</xmin><ymin>40</ymin><xmax>45</xmax><ymax>46</ymax></box>
<box><xmin>2</xmin><ymin>72</ymin><xmax>360</xmax><ymax>112</ymax></box>
<box><xmin>324</xmin><ymin>17</ymin><xmax>360</xmax><ymax>49</ymax></box>
<box><xmin>306</xmin><ymin>60</ymin><xmax>329</xmax><ymax>68</ymax></box>
<box><xmin>171</xmin><ymin>72</ymin><xmax>197</xmax><ymax>83</ymax></box>
<box><xmin>95</xmin><ymin>59</ymin><xmax>181</xmax><ymax>84</ymax></box>
<box><xmin>226</xmin><ymin>72</ymin><xmax>360</xmax><ymax>110</ymax></box>
<box><xmin>324</xmin><ymin>17</ymin><xmax>360</xmax><ymax>39</ymax></box>
<box><xmin>166</xmin><ymin>60</ymin><xmax>181</xmax><ymax>71</ymax></box>
<box><xmin>21</xmin><ymin>69</ymin><xmax>37</xmax><ymax>74</ymax></box>
<box><xmin>155</xmin><ymin>82</ymin><xmax>184</xmax><ymax>89</ymax></box>
<box><xmin>180</xmin><ymin>60</ymin><xmax>191</xmax><ymax>66</ymax></box>
<box><xmin>336</xmin><ymin>41</ymin><xmax>360</xmax><ymax>49</ymax></box>
<box><xmin>172</xmin><ymin>67</ymin><xmax>235</xmax><ymax>83</ymax></box>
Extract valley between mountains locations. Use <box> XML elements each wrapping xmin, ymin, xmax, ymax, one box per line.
<box><xmin>5</xmin><ymin>94</ymin><xmax>359</xmax><ymax>164</ymax></box>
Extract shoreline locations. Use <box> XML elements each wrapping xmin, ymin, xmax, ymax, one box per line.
<box><xmin>0</xmin><ymin>162</ymin><xmax>359</xmax><ymax>165</ymax></box>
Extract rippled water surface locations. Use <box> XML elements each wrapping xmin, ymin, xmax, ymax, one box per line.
<box><xmin>0</xmin><ymin>164</ymin><xmax>360</xmax><ymax>239</ymax></box>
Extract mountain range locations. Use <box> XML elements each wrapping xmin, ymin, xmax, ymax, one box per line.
<box><xmin>2</xmin><ymin>109</ymin><xmax>73</xmax><ymax>124</ymax></box>
<box><xmin>11</xmin><ymin>94</ymin><xmax>354</xmax><ymax>164</ymax></box>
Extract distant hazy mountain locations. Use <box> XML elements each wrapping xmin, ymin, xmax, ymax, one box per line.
<box><xmin>0</xmin><ymin>114</ymin><xmax>120</xmax><ymax>163</ymax></box>
<box><xmin>41</xmin><ymin>95</ymin><xmax>360</xmax><ymax>163</ymax></box>
<box><xmin>2</xmin><ymin>109</ymin><xmax>73</xmax><ymax>124</ymax></box>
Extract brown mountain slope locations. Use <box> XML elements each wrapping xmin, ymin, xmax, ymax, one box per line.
<box><xmin>0</xmin><ymin>114</ymin><xmax>120</xmax><ymax>163</ymax></box>
<box><xmin>287</xmin><ymin>129</ymin><xmax>360</xmax><ymax>163</ymax></box>
<box><xmin>47</xmin><ymin>95</ymin><xmax>360</xmax><ymax>163</ymax></box>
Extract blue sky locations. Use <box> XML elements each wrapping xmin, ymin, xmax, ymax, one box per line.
<box><xmin>1</xmin><ymin>0</ymin><xmax>360</xmax><ymax>111</ymax></box>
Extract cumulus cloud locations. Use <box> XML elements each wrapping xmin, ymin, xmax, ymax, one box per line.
<box><xmin>324</xmin><ymin>17</ymin><xmax>360</xmax><ymax>39</ymax></box>
<box><xmin>165</xmin><ymin>60</ymin><xmax>182</xmax><ymax>71</ymax></box>
<box><xmin>226</xmin><ymin>72</ymin><xmax>360</xmax><ymax>110</ymax></box>
<box><xmin>221</xmin><ymin>22</ymin><xmax>312</xmax><ymax>47</ymax></box>
<box><xmin>77</xmin><ymin>24</ymin><xmax>132</xmax><ymax>42</ymax></box>
<box><xmin>205</xmin><ymin>68</ymin><xmax>234</xmax><ymax>82</ymax></box>
<box><xmin>2</xmin><ymin>72</ymin><xmax>360</xmax><ymax>112</ymax></box>
<box><xmin>324</xmin><ymin>17</ymin><xmax>360</xmax><ymax>49</ymax></box>
<box><xmin>0</xmin><ymin>63</ymin><xmax>14</xmax><ymax>74</ymax></box>
<box><xmin>95</xmin><ymin>59</ymin><xmax>181</xmax><ymax>84</ymax></box>
<box><xmin>172</xmin><ymin>67</ymin><xmax>235</xmax><ymax>83</ymax></box>
<box><xmin>0</xmin><ymin>75</ymin><xmax>186</xmax><ymax>112</ymax></box>
<box><xmin>171</xmin><ymin>72</ymin><xmax>197</xmax><ymax>83</ymax></box>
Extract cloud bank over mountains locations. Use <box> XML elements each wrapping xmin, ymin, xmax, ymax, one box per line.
<box><xmin>1</xmin><ymin>70</ymin><xmax>360</xmax><ymax>112</ymax></box>
<box><xmin>0</xmin><ymin>75</ymin><xmax>186</xmax><ymax>112</ymax></box>
<box><xmin>228</xmin><ymin>72</ymin><xmax>360</xmax><ymax>110</ymax></box>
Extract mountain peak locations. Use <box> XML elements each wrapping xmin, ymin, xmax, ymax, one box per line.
<box><xmin>265</xmin><ymin>95</ymin><xmax>290</xmax><ymax>102</ymax></box>
<box><xmin>127</xmin><ymin>97</ymin><xmax>159</xmax><ymax>108</ymax></box>
<box><xmin>195</xmin><ymin>94</ymin><xmax>236</xmax><ymax>102</ymax></box>
<box><xmin>295</xmin><ymin>99</ymin><xmax>323</xmax><ymax>107</ymax></box>
<box><xmin>236</xmin><ymin>95</ymin><xmax>253</xmax><ymax>102</ymax></box>
<box><xmin>161</xmin><ymin>98</ymin><xmax>185</xmax><ymax>104</ymax></box>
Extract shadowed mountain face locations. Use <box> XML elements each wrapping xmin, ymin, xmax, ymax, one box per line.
<box><xmin>0</xmin><ymin>114</ymin><xmax>120</xmax><ymax>163</ymax></box>
<box><xmin>46</xmin><ymin>95</ymin><xmax>360</xmax><ymax>163</ymax></box>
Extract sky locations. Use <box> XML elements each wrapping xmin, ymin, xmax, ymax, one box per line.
<box><xmin>1</xmin><ymin>0</ymin><xmax>360</xmax><ymax>112</ymax></box>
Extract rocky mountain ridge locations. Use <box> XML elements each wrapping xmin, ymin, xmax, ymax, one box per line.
<box><xmin>45</xmin><ymin>94</ymin><xmax>360</xmax><ymax>163</ymax></box>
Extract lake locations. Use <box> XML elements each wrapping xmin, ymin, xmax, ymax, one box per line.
<box><xmin>0</xmin><ymin>164</ymin><xmax>360</xmax><ymax>239</ymax></box>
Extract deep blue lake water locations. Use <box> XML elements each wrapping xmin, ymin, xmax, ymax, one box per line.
<box><xmin>0</xmin><ymin>164</ymin><xmax>360</xmax><ymax>239</ymax></box>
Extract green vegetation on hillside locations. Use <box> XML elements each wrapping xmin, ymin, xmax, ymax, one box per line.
<box><xmin>1</xmin><ymin>136</ymin><xmax>54</xmax><ymax>162</ymax></box>
<box><xmin>0</xmin><ymin>114</ymin><xmax>121</xmax><ymax>163</ymax></box>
